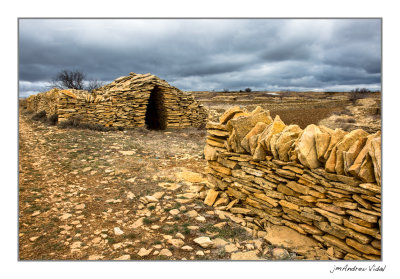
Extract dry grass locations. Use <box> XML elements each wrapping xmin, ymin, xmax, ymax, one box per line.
<box><xmin>270</xmin><ymin>107</ymin><xmax>344</xmax><ymax>129</ymax></box>
<box><xmin>197</xmin><ymin>90</ymin><xmax>381</xmax><ymax>130</ymax></box>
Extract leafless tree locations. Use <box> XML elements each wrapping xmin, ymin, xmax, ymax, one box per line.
<box><xmin>51</xmin><ymin>70</ymin><xmax>86</xmax><ymax>90</ymax></box>
<box><xmin>349</xmin><ymin>88</ymin><xmax>371</xmax><ymax>104</ymax></box>
<box><xmin>50</xmin><ymin>70</ymin><xmax>104</xmax><ymax>91</ymax></box>
<box><xmin>86</xmin><ymin>80</ymin><xmax>104</xmax><ymax>92</ymax></box>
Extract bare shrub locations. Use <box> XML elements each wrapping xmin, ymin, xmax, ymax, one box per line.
<box><xmin>349</xmin><ymin>88</ymin><xmax>371</xmax><ymax>104</ymax></box>
<box><xmin>344</xmin><ymin>118</ymin><xmax>356</xmax><ymax>123</ymax></box>
<box><xmin>334</xmin><ymin>117</ymin><xmax>356</xmax><ymax>124</ymax></box>
<box><xmin>332</xmin><ymin>109</ymin><xmax>352</xmax><ymax>117</ymax></box>
<box><xmin>50</xmin><ymin>69</ymin><xmax>104</xmax><ymax>91</ymax></box>
<box><xmin>58</xmin><ymin>121</ymin><xmax>72</xmax><ymax>129</ymax></box>
<box><xmin>47</xmin><ymin>114</ymin><xmax>58</xmax><ymax>125</ymax></box>
<box><xmin>87</xmin><ymin>80</ymin><xmax>104</xmax><ymax>92</ymax></box>
<box><xmin>51</xmin><ymin>70</ymin><xmax>85</xmax><ymax>90</ymax></box>
<box><xmin>58</xmin><ymin>115</ymin><xmax>82</xmax><ymax>129</ymax></box>
<box><xmin>32</xmin><ymin>110</ymin><xmax>47</xmax><ymax>122</ymax></box>
<box><xmin>70</xmin><ymin>115</ymin><xmax>83</xmax><ymax>127</ymax></box>
<box><xmin>19</xmin><ymin>99</ymin><xmax>27</xmax><ymax>109</ymax></box>
<box><xmin>58</xmin><ymin>117</ymin><xmax>117</xmax><ymax>132</ymax></box>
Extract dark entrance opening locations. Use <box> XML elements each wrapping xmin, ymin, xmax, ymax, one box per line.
<box><xmin>145</xmin><ymin>86</ymin><xmax>167</xmax><ymax>130</ymax></box>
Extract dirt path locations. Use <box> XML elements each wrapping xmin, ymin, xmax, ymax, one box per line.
<box><xmin>19</xmin><ymin>114</ymin><xmax>303</xmax><ymax>260</ymax></box>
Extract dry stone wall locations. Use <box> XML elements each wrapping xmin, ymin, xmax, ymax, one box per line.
<box><xmin>25</xmin><ymin>88</ymin><xmax>68</xmax><ymax>116</ymax></box>
<box><xmin>203</xmin><ymin>106</ymin><xmax>381</xmax><ymax>260</ymax></box>
<box><xmin>25</xmin><ymin>73</ymin><xmax>207</xmax><ymax>129</ymax></box>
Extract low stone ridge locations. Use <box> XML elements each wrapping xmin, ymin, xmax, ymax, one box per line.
<box><xmin>26</xmin><ymin>72</ymin><xmax>208</xmax><ymax>129</ymax></box>
<box><xmin>204</xmin><ymin>106</ymin><xmax>381</xmax><ymax>260</ymax></box>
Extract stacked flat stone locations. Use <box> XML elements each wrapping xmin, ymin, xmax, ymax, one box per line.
<box><xmin>89</xmin><ymin>72</ymin><xmax>207</xmax><ymax>128</ymax></box>
<box><xmin>204</xmin><ymin>106</ymin><xmax>381</xmax><ymax>260</ymax></box>
<box><xmin>26</xmin><ymin>72</ymin><xmax>207</xmax><ymax>129</ymax></box>
<box><xmin>26</xmin><ymin>88</ymin><xmax>63</xmax><ymax>116</ymax></box>
<box><xmin>57</xmin><ymin>89</ymin><xmax>102</xmax><ymax>124</ymax></box>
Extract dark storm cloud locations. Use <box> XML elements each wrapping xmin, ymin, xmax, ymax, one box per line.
<box><xmin>18</xmin><ymin>18</ymin><xmax>381</xmax><ymax>96</ymax></box>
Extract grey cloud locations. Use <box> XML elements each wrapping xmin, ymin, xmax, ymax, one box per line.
<box><xmin>18</xmin><ymin>18</ymin><xmax>381</xmax><ymax>96</ymax></box>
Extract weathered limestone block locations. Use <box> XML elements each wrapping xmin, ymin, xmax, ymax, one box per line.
<box><xmin>371</xmin><ymin>239</ymin><xmax>381</xmax><ymax>249</ymax></box>
<box><xmin>313</xmin><ymin>208</ymin><xmax>343</xmax><ymax>224</ymax></box>
<box><xmin>249</xmin><ymin>133</ymin><xmax>261</xmax><ymax>155</ymax></box>
<box><xmin>315</xmin><ymin>202</ymin><xmax>346</xmax><ymax>215</ymax></box>
<box><xmin>208</xmin><ymin>129</ymin><xmax>229</xmax><ymax>138</ymax></box>
<box><xmin>217</xmin><ymin>156</ymin><xmax>238</xmax><ymax>169</ymax></box>
<box><xmin>330</xmin><ymin>129</ymin><xmax>369</xmax><ymax>175</ymax></box>
<box><xmin>343</xmin><ymin>219</ymin><xmax>380</xmax><ymax>239</ymax></box>
<box><xmin>241</xmin><ymin>122</ymin><xmax>268</xmax><ymax>154</ymax></box>
<box><xmin>301</xmin><ymin>211</ymin><xmax>326</xmax><ymax>222</ymax></box>
<box><xmin>322</xmin><ymin>235</ymin><xmax>362</xmax><ymax>256</ymax></box>
<box><xmin>206</xmin><ymin>137</ymin><xmax>225</xmax><ymax>148</ymax></box>
<box><xmin>269</xmin><ymin>133</ymin><xmax>281</xmax><ymax>159</ymax></box>
<box><xmin>282</xmin><ymin>219</ymin><xmax>307</xmax><ymax>235</ymax></box>
<box><xmin>257</xmin><ymin>115</ymin><xmax>286</xmax><ymax>153</ymax></box>
<box><xmin>254</xmin><ymin>193</ymin><xmax>279</xmax><ymax>207</ymax></box>
<box><xmin>346</xmin><ymin>210</ymin><xmax>378</xmax><ymax>223</ymax></box>
<box><xmin>204</xmin><ymin>189</ymin><xmax>219</xmax><ymax>206</ymax></box>
<box><xmin>207</xmin><ymin>174</ymin><xmax>229</xmax><ymax>190</ymax></box>
<box><xmin>315</xmin><ymin>221</ymin><xmax>347</xmax><ymax>239</ymax></box>
<box><xmin>252</xmin><ymin>143</ymin><xmax>267</xmax><ymax>161</ymax></box>
<box><xmin>252</xmin><ymin>115</ymin><xmax>286</xmax><ymax>161</ymax></box>
<box><xmin>334</xmin><ymin>223</ymin><xmax>373</xmax><ymax>244</ymax></box>
<box><xmin>227</xmin><ymin>107</ymin><xmax>272</xmax><ymax>154</ymax></box>
<box><xmin>279</xmin><ymin>200</ymin><xmax>300</xmax><ymax>212</ymax></box>
<box><xmin>348</xmin><ymin>132</ymin><xmax>380</xmax><ymax>183</ymax></box>
<box><xmin>204</xmin><ymin>144</ymin><xmax>218</xmax><ymax>161</ymax></box>
<box><xmin>315</xmin><ymin>125</ymin><xmax>334</xmax><ymax>162</ymax></box>
<box><xmin>358</xmin><ymin>183</ymin><xmax>380</xmax><ymax>194</ymax></box>
<box><xmin>323</xmin><ymin>128</ymin><xmax>347</xmax><ymax>162</ymax></box>
<box><xmin>299</xmin><ymin>223</ymin><xmax>324</xmax><ymax>235</ymax></box>
<box><xmin>345</xmin><ymin>238</ymin><xmax>381</xmax><ymax>255</ymax></box>
<box><xmin>231</xmin><ymin>169</ymin><xmax>254</xmax><ymax>181</ymax></box>
<box><xmin>295</xmin><ymin>124</ymin><xmax>322</xmax><ymax>169</ymax></box>
<box><xmin>286</xmin><ymin>181</ymin><xmax>310</xmax><ymax>195</ymax></box>
<box><xmin>277</xmin><ymin>184</ymin><xmax>297</xmax><ymax>196</ymax></box>
<box><xmin>60</xmin><ymin>89</ymin><xmax>78</xmax><ymax>99</ymax></box>
<box><xmin>253</xmin><ymin>177</ymin><xmax>278</xmax><ymax>191</ymax></box>
<box><xmin>343</xmin><ymin>137</ymin><xmax>368</xmax><ymax>175</ymax></box>
<box><xmin>275</xmin><ymin>125</ymin><xmax>303</xmax><ymax>162</ymax></box>
<box><xmin>275</xmin><ymin>169</ymin><xmax>297</xmax><ymax>179</ymax></box>
<box><xmin>226</xmin><ymin>187</ymin><xmax>247</xmax><ymax>200</ymax></box>
<box><xmin>369</xmin><ymin>136</ymin><xmax>381</xmax><ymax>186</ymax></box>
<box><xmin>332</xmin><ymin>201</ymin><xmax>358</xmax><ymax>210</ymax></box>
<box><xmin>219</xmin><ymin>106</ymin><xmax>244</xmax><ymax>124</ymax></box>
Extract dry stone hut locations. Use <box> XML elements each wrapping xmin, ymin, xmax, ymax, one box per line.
<box><xmin>26</xmin><ymin>72</ymin><xmax>208</xmax><ymax>130</ymax></box>
<box><xmin>88</xmin><ymin>72</ymin><xmax>207</xmax><ymax>129</ymax></box>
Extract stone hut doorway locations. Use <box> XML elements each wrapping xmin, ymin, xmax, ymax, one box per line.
<box><xmin>145</xmin><ymin>86</ymin><xmax>167</xmax><ymax>130</ymax></box>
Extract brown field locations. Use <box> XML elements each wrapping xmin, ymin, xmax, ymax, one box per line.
<box><xmin>192</xmin><ymin>90</ymin><xmax>381</xmax><ymax>132</ymax></box>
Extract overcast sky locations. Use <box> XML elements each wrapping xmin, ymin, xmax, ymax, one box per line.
<box><xmin>18</xmin><ymin>18</ymin><xmax>381</xmax><ymax>97</ymax></box>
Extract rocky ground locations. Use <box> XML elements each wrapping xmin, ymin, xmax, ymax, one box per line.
<box><xmin>318</xmin><ymin>98</ymin><xmax>381</xmax><ymax>133</ymax></box>
<box><xmin>19</xmin><ymin>112</ymin><xmax>303</xmax><ymax>261</ymax></box>
<box><xmin>18</xmin><ymin>92</ymin><xmax>381</xmax><ymax>261</ymax></box>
